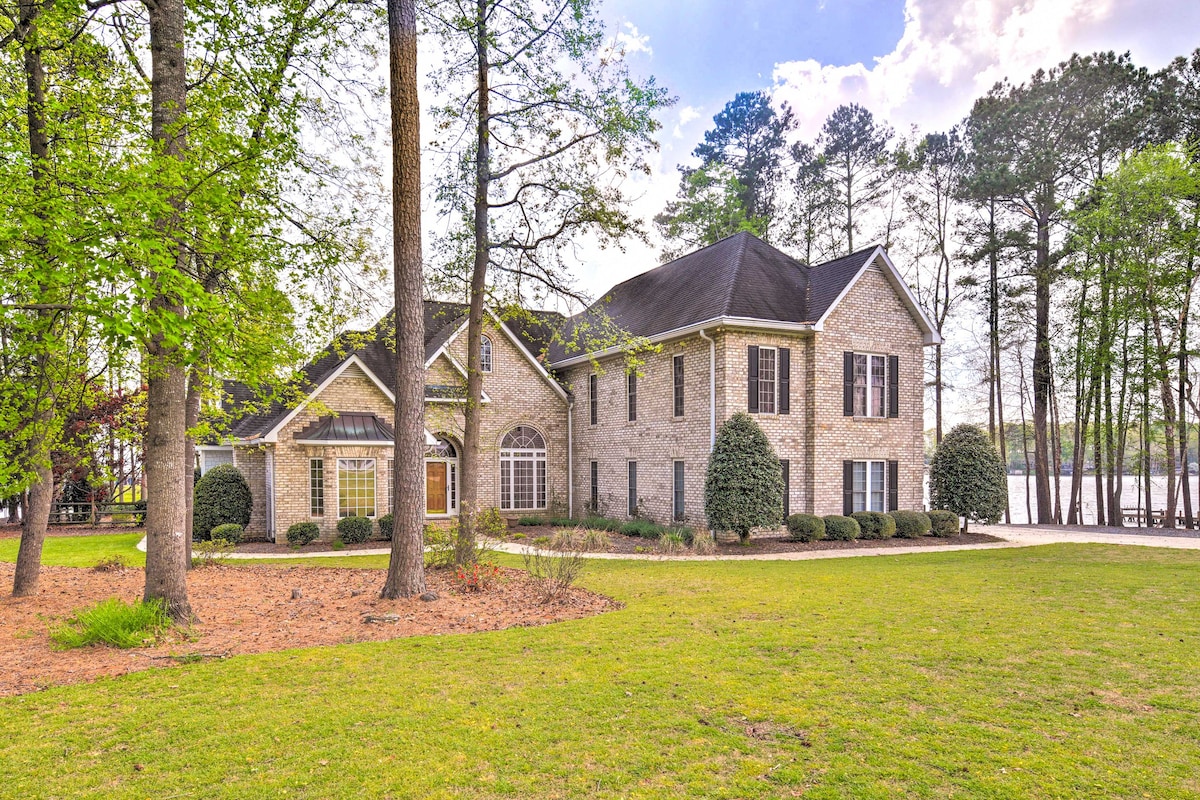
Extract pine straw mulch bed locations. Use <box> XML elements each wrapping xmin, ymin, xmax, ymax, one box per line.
<box><xmin>0</xmin><ymin>561</ymin><xmax>617</xmax><ymax>697</ymax></box>
<box><xmin>504</xmin><ymin>528</ymin><xmax>1004</xmax><ymax>555</ymax></box>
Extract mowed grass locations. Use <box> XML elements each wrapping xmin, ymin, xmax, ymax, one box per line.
<box><xmin>0</xmin><ymin>532</ymin><xmax>144</xmax><ymax>567</ymax></box>
<box><xmin>2</xmin><ymin>541</ymin><xmax>1199</xmax><ymax>798</ymax></box>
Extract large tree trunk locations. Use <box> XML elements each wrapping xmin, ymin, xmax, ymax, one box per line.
<box><xmin>457</xmin><ymin>0</ymin><xmax>490</xmax><ymax>567</ymax></box>
<box><xmin>184</xmin><ymin>372</ymin><xmax>200</xmax><ymax>566</ymax></box>
<box><xmin>1031</xmin><ymin>205</ymin><xmax>1054</xmax><ymax>523</ymax></box>
<box><xmin>142</xmin><ymin>0</ymin><xmax>194</xmax><ymax>623</ymax></box>
<box><xmin>12</xmin><ymin>1</ymin><xmax>54</xmax><ymax>598</ymax></box>
<box><xmin>381</xmin><ymin>0</ymin><xmax>428</xmax><ymax>599</ymax></box>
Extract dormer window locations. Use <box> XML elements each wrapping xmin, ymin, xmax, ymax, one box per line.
<box><xmin>480</xmin><ymin>335</ymin><xmax>493</xmax><ymax>373</ymax></box>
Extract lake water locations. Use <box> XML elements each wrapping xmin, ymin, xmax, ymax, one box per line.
<box><xmin>929</xmin><ymin>474</ymin><xmax>1183</xmax><ymax>526</ymax></box>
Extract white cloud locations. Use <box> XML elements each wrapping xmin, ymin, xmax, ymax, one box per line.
<box><xmin>772</xmin><ymin>0</ymin><xmax>1200</xmax><ymax>141</ymax></box>
<box><xmin>672</xmin><ymin>104</ymin><xmax>703</xmax><ymax>138</ymax></box>
<box><xmin>613</xmin><ymin>22</ymin><xmax>652</xmax><ymax>57</ymax></box>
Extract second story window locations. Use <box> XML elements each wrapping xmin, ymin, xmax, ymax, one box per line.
<box><xmin>747</xmin><ymin>345</ymin><xmax>790</xmax><ymax>415</ymax></box>
<box><xmin>589</xmin><ymin>373</ymin><xmax>598</xmax><ymax>425</ymax></box>
<box><xmin>845</xmin><ymin>352</ymin><xmax>897</xmax><ymax>418</ymax></box>
<box><xmin>480</xmin><ymin>335</ymin><xmax>493</xmax><ymax>373</ymax></box>
<box><xmin>627</xmin><ymin>371</ymin><xmax>637</xmax><ymax>422</ymax></box>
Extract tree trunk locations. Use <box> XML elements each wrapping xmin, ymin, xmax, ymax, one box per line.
<box><xmin>142</xmin><ymin>0</ymin><xmax>194</xmax><ymax>623</ymax></box>
<box><xmin>934</xmin><ymin>342</ymin><xmax>943</xmax><ymax>444</ymax></box>
<box><xmin>381</xmin><ymin>0</ymin><xmax>428</xmax><ymax>599</ymax></box>
<box><xmin>457</xmin><ymin>0</ymin><xmax>490</xmax><ymax>567</ymax></box>
<box><xmin>184</xmin><ymin>372</ymin><xmax>200</xmax><ymax>566</ymax></box>
<box><xmin>1031</xmin><ymin>205</ymin><xmax>1054</xmax><ymax>523</ymax></box>
<box><xmin>12</xmin><ymin>1</ymin><xmax>54</xmax><ymax>598</ymax></box>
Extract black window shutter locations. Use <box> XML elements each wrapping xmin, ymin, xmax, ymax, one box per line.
<box><xmin>843</xmin><ymin>352</ymin><xmax>855</xmax><ymax>416</ymax></box>
<box><xmin>888</xmin><ymin>355</ymin><xmax>899</xmax><ymax>418</ymax></box>
<box><xmin>747</xmin><ymin>346</ymin><xmax>759</xmax><ymax>413</ymax></box>
<box><xmin>778</xmin><ymin>348</ymin><xmax>790</xmax><ymax>415</ymax></box>
<box><xmin>888</xmin><ymin>460</ymin><xmax>899</xmax><ymax>511</ymax></box>
<box><xmin>843</xmin><ymin>460</ymin><xmax>854</xmax><ymax>515</ymax></box>
<box><xmin>781</xmin><ymin>459</ymin><xmax>790</xmax><ymax>518</ymax></box>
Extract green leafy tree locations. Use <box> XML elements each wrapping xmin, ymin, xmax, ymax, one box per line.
<box><xmin>426</xmin><ymin>0</ymin><xmax>669</xmax><ymax>565</ymax></box>
<box><xmin>928</xmin><ymin>424</ymin><xmax>1008</xmax><ymax>531</ymax></box>
<box><xmin>704</xmin><ymin>412</ymin><xmax>783</xmax><ymax>542</ymax></box>
<box><xmin>817</xmin><ymin>103</ymin><xmax>894</xmax><ymax>253</ymax></box>
<box><xmin>653</xmin><ymin>163</ymin><xmax>765</xmax><ymax>260</ymax></box>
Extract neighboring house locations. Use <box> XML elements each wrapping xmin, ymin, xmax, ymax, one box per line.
<box><xmin>217</xmin><ymin>232</ymin><xmax>939</xmax><ymax>541</ymax></box>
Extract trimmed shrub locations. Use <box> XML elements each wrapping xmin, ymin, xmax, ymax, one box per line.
<box><xmin>704</xmin><ymin>412</ymin><xmax>784</xmax><ymax>542</ymax></box>
<box><xmin>286</xmin><ymin>522</ymin><xmax>320</xmax><ymax>547</ymax></box>
<box><xmin>518</xmin><ymin>516</ymin><xmax>546</xmax><ymax>526</ymax></box>
<box><xmin>851</xmin><ymin>511</ymin><xmax>896</xmax><ymax>540</ymax></box>
<box><xmin>209</xmin><ymin>523</ymin><xmax>244</xmax><ymax>545</ymax></box>
<box><xmin>928</xmin><ymin>509</ymin><xmax>960</xmax><ymax>537</ymax></box>
<box><xmin>928</xmin><ymin>424</ymin><xmax>1007</xmax><ymax>530</ymax></box>
<box><xmin>192</xmin><ymin>464</ymin><xmax>252</xmax><ymax>540</ymax></box>
<box><xmin>890</xmin><ymin>510</ymin><xmax>931</xmax><ymax>538</ymax></box>
<box><xmin>337</xmin><ymin>515</ymin><xmax>372</xmax><ymax>544</ymax></box>
<box><xmin>823</xmin><ymin>515</ymin><xmax>860</xmax><ymax>541</ymax></box>
<box><xmin>548</xmin><ymin>517</ymin><xmax>578</xmax><ymax>528</ymax></box>
<box><xmin>620</xmin><ymin>518</ymin><xmax>662</xmax><ymax>539</ymax></box>
<box><xmin>376</xmin><ymin>514</ymin><xmax>394</xmax><ymax>541</ymax></box>
<box><xmin>786</xmin><ymin>513</ymin><xmax>825</xmax><ymax>543</ymax></box>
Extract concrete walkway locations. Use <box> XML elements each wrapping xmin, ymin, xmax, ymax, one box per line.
<box><xmin>140</xmin><ymin>524</ymin><xmax>1200</xmax><ymax>563</ymax></box>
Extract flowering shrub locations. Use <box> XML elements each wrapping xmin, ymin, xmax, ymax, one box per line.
<box><xmin>453</xmin><ymin>561</ymin><xmax>502</xmax><ymax>592</ymax></box>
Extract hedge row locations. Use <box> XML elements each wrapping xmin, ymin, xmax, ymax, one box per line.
<box><xmin>786</xmin><ymin>510</ymin><xmax>960</xmax><ymax>542</ymax></box>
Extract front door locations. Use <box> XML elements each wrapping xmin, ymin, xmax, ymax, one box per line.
<box><xmin>426</xmin><ymin>462</ymin><xmax>447</xmax><ymax>514</ymax></box>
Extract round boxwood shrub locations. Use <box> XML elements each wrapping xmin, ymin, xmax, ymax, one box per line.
<box><xmin>377</xmin><ymin>513</ymin><xmax>394</xmax><ymax>541</ymax></box>
<box><xmin>786</xmin><ymin>513</ymin><xmax>825</xmax><ymax>543</ymax></box>
<box><xmin>286</xmin><ymin>522</ymin><xmax>320</xmax><ymax>547</ymax></box>
<box><xmin>890</xmin><ymin>510</ymin><xmax>931</xmax><ymax>539</ymax></box>
<box><xmin>209</xmin><ymin>523</ymin><xmax>244</xmax><ymax>545</ymax></box>
<box><xmin>704</xmin><ymin>413</ymin><xmax>784</xmax><ymax>542</ymax></box>
<box><xmin>337</xmin><ymin>515</ymin><xmax>372</xmax><ymax>544</ymax></box>
<box><xmin>192</xmin><ymin>464</ymin><xmax>252</xmax><ymax>540</ymax></box>
<box><xmin>927</xmin><ymin>509</ymin><xmax>960</xmax><ymax>537</ymax></box>
<box><xmin>928</xmin><ymin>424</ymin><xmax>1007</xmax><ymax>531</ymax></box>
<box><xmin>851</xmin><ymin>511</ymin><xmax>896</xmax><ymax>540</ymax></box>
<box><xmin>823</xmin><ymin>514</ymin><xmax>860</xmax><ymax>541</ymax></box>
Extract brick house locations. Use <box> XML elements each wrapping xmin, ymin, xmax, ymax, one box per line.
<box><xmin>216</xmin><ymin>232</ymin><xmax>938</xmax><ymax>540</ymax></box>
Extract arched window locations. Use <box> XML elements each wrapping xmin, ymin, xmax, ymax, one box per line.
<box><xmin>480</xmin><ymin>335</ymin><xmax>493</xmax><ymax>373</ymax></box>
<box><xmin>500</xmin><ymin>426</ymin><xmax>546</xmax><ymax>510</ymax></box>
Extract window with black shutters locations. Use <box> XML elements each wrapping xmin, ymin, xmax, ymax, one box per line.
<box><xmin>672</xmin><ymin>460</ymin><xmax>685</xmax><ymax>521</ymax></box>
<box><xmin>627</xmin><ymin>371</ymin><xmax>637</xmax><ymax>422</ymax></box>
<box><xmin>589</xmin><ymin>373</ymin><xmax>598</xmax><ymax>425</ymax></box>
<box><xmin>844</xmin><ymin>351</ymin><xmax>897</xmax><ymax>418</ymax></box>
<box><xmin>673</xmin><ymin>355</ymin><xmax>685</xmax><ymax>417</ymax></box>
<box><xmin>748</xmin><ymin>345</ymin><xmax>790</xmax><ymax>414</ymax></box>
<box><xmin>843</xmin><ymin>459</ymin><xmax>899</xmax><ymax>513</ymax></box>
<box><xmin>627</xmin><ymin>461</ymin><xmax>638</xmax><ymax>517</ymax></box>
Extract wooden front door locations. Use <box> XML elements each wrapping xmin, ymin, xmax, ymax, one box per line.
<box><xmin>425</xmin><ymin>462</ymin><xmax>447</xmax><ymax>514</ymax></box>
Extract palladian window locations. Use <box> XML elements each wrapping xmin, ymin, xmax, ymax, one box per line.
<box><xmin>499</xmin><ymin>426</ymin><xmax>547</xmax><ymax>510</ymax></box>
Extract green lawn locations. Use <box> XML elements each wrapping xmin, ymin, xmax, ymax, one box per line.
<box><xmin>2</xmin><ymin>540</ymin><xmax>1199</xmax><ymax>798</ymax></box>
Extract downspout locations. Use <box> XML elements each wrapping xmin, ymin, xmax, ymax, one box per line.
<box><xmin>698</xmin><ymin>329</ymin><xmax>715</xmax><ymax>451</ymax></box>
<box><xmin>567</xmin><ymin>396</ymin><xmax>574</xmax><ymax>518</ymax></box>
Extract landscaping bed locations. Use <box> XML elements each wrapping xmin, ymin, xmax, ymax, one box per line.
<box><xmin>0</xmin><ymin>560</ymin><xmax>616</xmax><ymax>696</ymax></box>
<box><xmin>503</xmin><ymin>525</ymin><xmax>1003</xmax><ymax>555</ymax></box>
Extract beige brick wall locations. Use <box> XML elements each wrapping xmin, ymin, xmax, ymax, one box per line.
<box><xmin>237</xmin><ymin>322</ymin><xmax>570</xmax><ymax>541</ymax></box>
<box><xmin>810</xmin><ymin>262</ymin><xmax>927</xmax><ymax>515</ymax></box>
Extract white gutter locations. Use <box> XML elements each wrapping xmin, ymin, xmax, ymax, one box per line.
<box><xmin>698</xmin><ymin>328</ymin><xmax>715</xmax><ymax>451</ymax></box>
<box><xmin>567</xmin><ymin>397</ymin><xmax>574</xmax><ymax>518</ymax></box>
<box><xmin>549</xmin><ymin>316</ymin><xmax>816</xmax><ymax>370</ymax></box>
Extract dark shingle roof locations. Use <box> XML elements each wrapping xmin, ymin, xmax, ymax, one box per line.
<box><xmin>547</xmin><ymin>232</ymin><xmax>880</xmax><ymax>363</ymax></box>
<box><xmin>222</xmin><ymin>301</ymin><xmax>564</xmax><ymax>441</ymax></box>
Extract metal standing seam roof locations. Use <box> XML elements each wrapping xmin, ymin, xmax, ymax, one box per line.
<box><xmin>294</xmin><ymin>413</ymin><xmax>395</xmax><ymax>442</ymax></box>
<box><xmin>546</xmin><ymin>232</ymin><xmax>882</xmax><ymax>363</ymax></box>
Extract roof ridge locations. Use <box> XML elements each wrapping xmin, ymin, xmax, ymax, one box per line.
<box><xmin>719</xmin><ymin>232</ymin><xmax>752</xmax><ymax>317</ymax></box>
